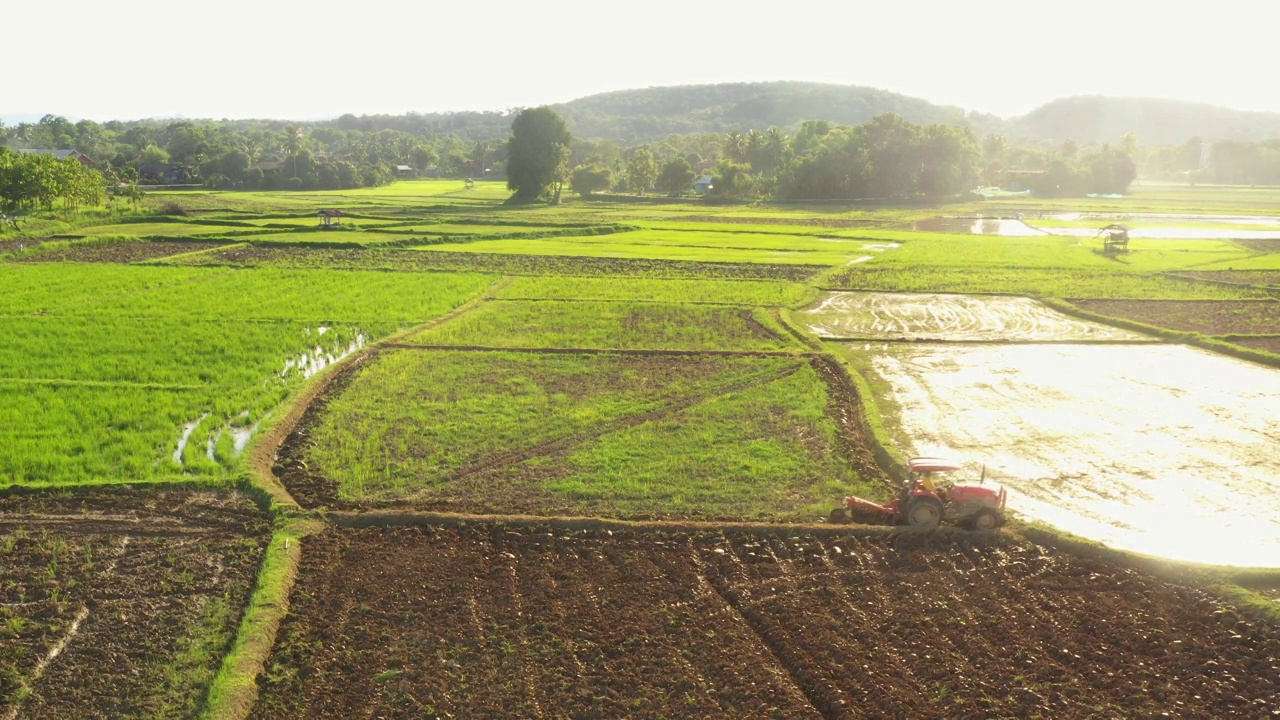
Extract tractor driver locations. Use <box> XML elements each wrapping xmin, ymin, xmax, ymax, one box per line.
<box><xmin>918</xmin><ymin>472</ymin><xmax>950</xmax><ymax>500</ymax></box>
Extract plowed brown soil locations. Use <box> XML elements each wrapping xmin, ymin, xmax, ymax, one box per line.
<box><xmin>251</xmin><ymin>524</ymin><xmax>1280</xmax><ymax>720</ymax></box>
<box><xmin>1232</xmin><ymin>238</ymin><xmax>1280</xmax><ymax>253</ymax></box>
<box><xmin>12</xmin><ymin>240</ymin><xmax>229</xmax><ymax>263</ymax></box>
<box><xmin>0</xmin><ymin>487</ymin><xmax>270</xmax><ymax>719</ymax></box>
<box><xmin>168</xmin><ymin>245</ymin><xmax>825</xmax><ymax>280</ymax></box>
<box><xmin>1175</xmin><ymin>270</ymin><xmax>1280</xmax><ymax>288</ymax></box>
<box><xmin>1232</xmin><ymin>336</ymin><xmax>1280</xmax><ymax>354</ymax></box>
<box><xmin>1072</xmin><ymin>298</ymin><xmax>1280</xmax><ymax>335</ymax></box>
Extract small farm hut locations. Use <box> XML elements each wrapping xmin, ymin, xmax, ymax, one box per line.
<box><xmin>318</xmin><ymin>209</ymin><xmax>344</xmax><ymax>228</ymax></box>
<box><xmin>1098</xmin><ymin>223</ymin><xmax>1130</xmax><ymax>253</ymax></box>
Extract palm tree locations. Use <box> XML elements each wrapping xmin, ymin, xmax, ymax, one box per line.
<box><xmin>762</xmin><ymin>127</ymin><xmax>788</xmax><ymax>176</ymax></box>
<box><xmin>723</xmin><ymin>130</ymin><xmax>746</xmax><ymax>164</ymax></box>
<box><xmin>283</xmin><ymin>124</ymin><xmax>305</xmax><ymax>177</ymax></box>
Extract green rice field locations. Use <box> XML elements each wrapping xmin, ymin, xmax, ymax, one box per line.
<box><xmin>3</xmin><ymin>178</ymin><xmax>1280</xmax><ymax>717</ymax></box>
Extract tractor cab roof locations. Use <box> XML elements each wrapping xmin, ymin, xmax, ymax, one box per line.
<box><xmin>907</xmin><ymin>456</ymin><xmax>963</xmax><ymax>474</ymax></box>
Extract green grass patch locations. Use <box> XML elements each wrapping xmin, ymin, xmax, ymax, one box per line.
<box><xmin>821</xmin><ymin>266</ymin><xmax>1269</xmax><ymax>299</ymax></box>
<box><xmin>406</xmin><ymin>299</ymin><xmax>797</xmax><ymax>351</ymax></box>
<box><xmin>496</xmin><ymin>276</ymin><xmax>817</xmax><ymax>307</ymax></box>
<box><xmin>415</xmin><ymin>237</ymin><xmax>851</xmax><ymax>265</ymax></box>
<box><xmin>306</xmin><ymin>350</ymin><xmax>870</xmax><ymax>518</ymax></box>
<box><xmin>0</xmin><ymin>265</ymin><xmax>493</xmax><ymax>487</ymax></box>
<box><xmin>542</xmin><ymin>364</ymin><xmax>865</xmax><ymax>519</ymax></box>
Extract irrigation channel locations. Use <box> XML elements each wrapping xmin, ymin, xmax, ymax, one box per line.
<box><xmin>802</xmin><ymin>291</ymin><xmax>1280</xmax><ymax>567</ymax></box>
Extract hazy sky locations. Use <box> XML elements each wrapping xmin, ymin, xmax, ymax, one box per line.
<box><xmin>7</xmin><ymin>0</ymin><xmax>1276</xmax><ymax>122</ymax></box>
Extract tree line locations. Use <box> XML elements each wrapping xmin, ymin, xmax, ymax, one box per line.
<box><xmin>0</xmin><ymin>148</ymin><xmax>104</xmax><ymax>214</ymax></box>
<box><xmin>0</xmin><ymin>114</ymin><xmax>512</xmax><ymax>191</ymax></box>
<box><xmin>508</xmin><ymin>108</ymin><xmax>1138</xmax><ymax>203</ymax></box>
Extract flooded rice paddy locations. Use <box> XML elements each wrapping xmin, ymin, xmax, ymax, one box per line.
<box><xmin>913</xmin><ymin>214</ymin><xmax>1280</xmax><ymax>240</ymax></box>
<box><xmin>819</xmin><ymin>288</ymin><xmax>1280</xmax><ymax>563</ymax></box>
<box><xmin>801</xmin><ymin>291</ymin><xmax>1148</xmax><ymax>342</ymax></box>
<box><xmin>866</xmin><ymin>343</ymin><xmax>1280</xmax><ymax>567</ymax></box>
<box><xmin>821</xmin><ymin>291</ymin><xmax>1280</xmax><ymax>566</ymax></box>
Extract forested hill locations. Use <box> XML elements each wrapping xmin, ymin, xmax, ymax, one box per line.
<box><xmin>1007</xmin><ymin>96</ymin><xmax>1280</xmax><ymax>145</ymax></box>
<box><xmin>549</xmin><ymin>82</ymin><xmax>1000</xmax><ymax>143</ymax></box>
<box><xmin>313</xmin><ymin>84</ymin><xmax>1280</xmax><ymax>146</ymax></box>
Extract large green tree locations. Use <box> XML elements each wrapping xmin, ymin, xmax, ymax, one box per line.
<box><xmin>571</xmin><ymin>164</ymin><xmax>614</xmax><ymax>197</ymax></box>
<box><xmin>625</xmin><ymin>147</ymin><xmax>658</xmax><ymax>196</ymax></box>
<box><xmin>655</xmin><ymin>157</ymin><xmax>695</xmax><ymax>196</ymax></box>
<box><xmin>506</xmin><ymin>107</ymin><xmax>572</xmax><ymax>203</ymax></box>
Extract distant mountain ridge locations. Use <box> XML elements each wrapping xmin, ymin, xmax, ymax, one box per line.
<box><xmin>549</xmin><ymin>82</ymin><xmax>1002</xmax><ymax>143</ymax></box>
<box><xmin>8</xmin><ymin>83</ymin><xmax>1280</xmax><ymax>147</ymax></box>
<box><xmin>1007</xmin><ymin>95</ymin><xmax>1280</xmax><ymax>145</ymax></box>
<box><xmin>549</xmin><ymin>82</ymin><xmax>1280</xmax><ymax>146</ymax></box>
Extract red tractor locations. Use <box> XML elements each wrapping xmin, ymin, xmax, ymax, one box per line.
<box><xmin>830</xmin><ymin>456</ymin><xmax>1007</xmax><ymax>530</ymax></box>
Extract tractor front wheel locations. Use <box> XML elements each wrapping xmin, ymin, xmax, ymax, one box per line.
<box><xmin>905</xmin><ymin>497</ymin><xmax>943</xmax><ymax>528</ymax></box>
<box><xmin>829</xmin><ymin>508</ymin><xmax>849</xmax><ymax>524</ymax></box>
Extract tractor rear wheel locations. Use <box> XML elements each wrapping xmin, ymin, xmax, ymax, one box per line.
<box><xmin>829</xmin><ymin>508</ymin><xmax>849</xmax><ymax>524</ymax></box>
<box><xmin>967</xmin><ymin>509</ymin><xmax>999</xmax><ymax>531</ymax></box>
<box><xmin>905</xmin><ymin>497</ymin><xmax>943</xmax><ymax>527</ymax></box>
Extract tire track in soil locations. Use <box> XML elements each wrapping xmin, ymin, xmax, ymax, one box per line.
<box><xmin>1</xmin><ymin>606</ymin><xmax>92</xmax><ymax>720</ymax></box>
<box><xmin>775</xmin><ymin>309</ymin><xmax>824</xmax><ymax>351</ymax></box>
<box><xmin>690</xmin><ymin>538</ymin><xmax>841</xmax><ymax>719</ymax></box>
<box><xmin>738</xmin><ymin>309</ymin><xmax>791</xmax><ymax>344</ymax></box>
<box><xmin>499</xmin><ymin>553</ymin><xmax>546</xmax><ymax>719</ymax></box>
<box><xmin>438</xmin><ymin>363</ymin><xmax>805</xmax><ymax>488</ymax></box>
<box><xmin>644</xmin><ymin>539</ymin><xmax>818</xmax><ymax>718</ymax></box>
<box><xmin>3</xmin><ymin>533</ymin><xmax>132</xmax><ymax>720</ymax></box>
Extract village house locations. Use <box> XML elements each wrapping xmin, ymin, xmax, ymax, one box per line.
<box><xmin>15</xmin><ymin>149</ymin><xmax>94</xmax><ymax>165</ymax></box>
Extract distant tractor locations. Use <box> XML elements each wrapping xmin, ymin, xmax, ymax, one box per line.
<box><xmin>830</xmin><ymin>457</ymin><xmax>1007</xmax><ymax>530</ymax></box>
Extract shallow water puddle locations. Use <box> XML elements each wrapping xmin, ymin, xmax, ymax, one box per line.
<box><xmin>866</xmin><ymin>343</ymin><xmax>1280</xmax><ymax>567</ymax></box>
<box><xmin>911</xmin><ymin>218</ymin><xmax>1047</xmax><ymax>236</ymax></box>
<box><xmin>281</xmin><ymin>329</ymin><xmax>367</xmax><ymax>379</ymax></box>
<box><xmin>172</xmin><ymin>413</ymin><xmax>208</xmax><ymax>465</ymax></box>
<box><xmin>802</xmin><ymin>292</ymin><xmax>1148</xmax><ymax>342</ymax></box>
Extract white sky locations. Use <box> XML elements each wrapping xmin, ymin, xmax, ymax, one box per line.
<box><xmin>6</xmin><ymin>0</ymin><xmax>1277</xmax><ymax>122</ymax></box>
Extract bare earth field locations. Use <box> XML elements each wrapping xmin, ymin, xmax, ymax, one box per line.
<box><xmin>0</xmin><ymin>488</ymin><xmax>270</xmax><ymax>719</ymax></box>
<box><xmin>251</xmin><ymin>524</ymin><xmax>1280</xmax><ymax>720</ymax></box>
<box><xmin>801</xmin><ymin>292</ymin><xmax>1147</xmax><ymax>342</ymax></box>
<box><xmin>163</xmin><ymin>245</ymin><xmax>827</xmax><ymax>280</ymax></box>
<box><xmin>1176</xmin><ymin>270</ymin><xmax>1280</xmax><ymax>288</ymax></box>
<box><xmin>12</xmin><ymin>241</ymin><xmax>230</xmax><ymax>264</ymax></box>
<box><xmin>1233</xmin><ymin>336</ymin><xmax>1280</xmax><ymax>354</ymax></box>
<box><xmin>1072</xmin><ymin>298</ymin><xmax>1280</xmax><ymax>335</ymax></box>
